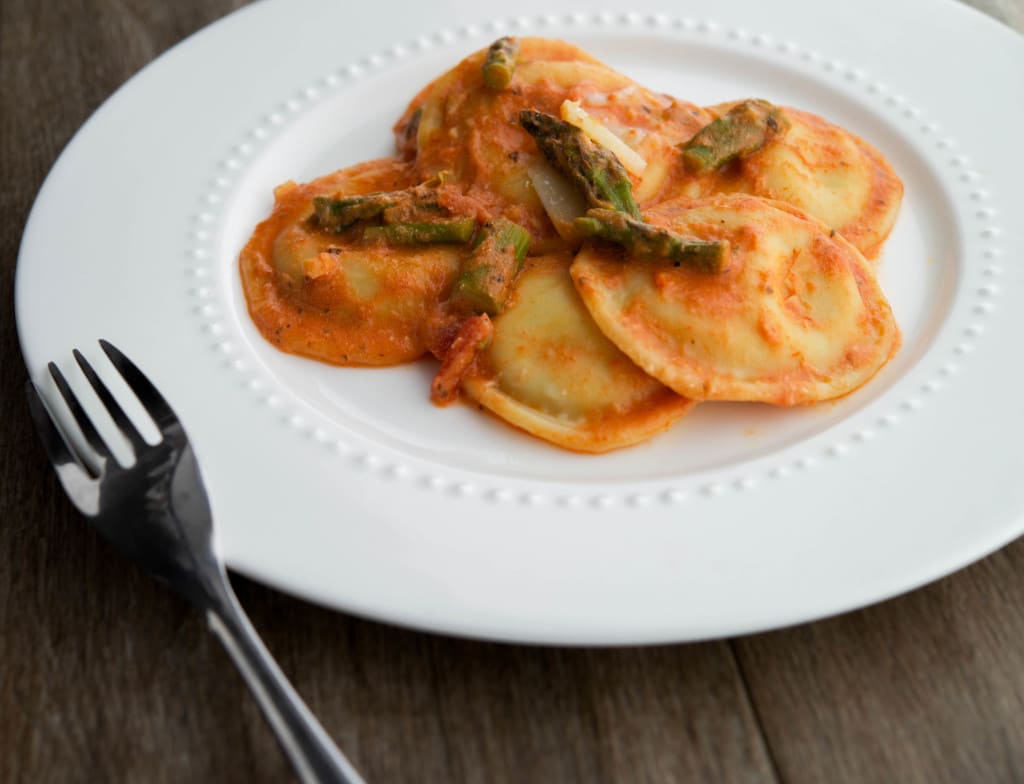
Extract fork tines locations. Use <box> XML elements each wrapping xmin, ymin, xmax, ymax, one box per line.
<box><xmin>27</xmin><ymin>341</ymin><xmax>183</xmax><ymax>473</ymax></box>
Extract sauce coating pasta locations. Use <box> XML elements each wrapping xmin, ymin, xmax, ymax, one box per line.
<box><xmin>240</xmin><ymin>37</ymin><xmax>903</xmax><ymax>452</ymax></box>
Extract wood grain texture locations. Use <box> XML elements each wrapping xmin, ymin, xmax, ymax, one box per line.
<box><xmin>734</xmin><ymin>541</ymin><xmax>1024</xmax><ymax>784</ymax></box>
<box><xmin>1</xmin><ymin>1</ymin><xmax>1021</xmax><ymax>782</ymax></box>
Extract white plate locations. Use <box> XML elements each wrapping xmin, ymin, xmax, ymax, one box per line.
<box><xmin>16</xmin><ymin>0</ymin><xmax>1024</xmax><ymax>644</ymax></box>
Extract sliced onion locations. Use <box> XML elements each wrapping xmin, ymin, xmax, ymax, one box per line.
<box><xmin>560</xmin><ymin>99</ymin><xmax>648</xmax><ymax>176</ymax></box>
<box><xmin>526</xmin><ymin>160</ymin><xmax>587</xmax><ymax>243</ymax></box>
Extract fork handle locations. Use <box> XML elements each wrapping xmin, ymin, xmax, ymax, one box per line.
<box><xmin>204</xmin><ymin>575</ymin><xmax>365</xmax><ymax>784</ymax></box>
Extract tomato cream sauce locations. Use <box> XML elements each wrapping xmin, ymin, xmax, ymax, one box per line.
<box><xmin>393</xmin><ymin>38</ymin><xmax>711</xmax><ymax>253</ymax></box>
<box><xmin>239</xmin><ymin>37</ymin><xmax>903</xmax><ymax>452</ymax></box>
<box><xmin>240</xmin><ymin>158</ymin><xmax>463</xmax><ymax>365</ymax></box>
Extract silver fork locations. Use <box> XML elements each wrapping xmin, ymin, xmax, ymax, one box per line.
<box><xmin>25</xmin><ymin>340</ymin><xmax>365</xmax><ymax>784</ymax></box>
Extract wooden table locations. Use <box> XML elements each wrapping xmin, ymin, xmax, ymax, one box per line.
<box><xmin>3</xmin><ymin>2</ymin><xmax>1023</xmax><ymax>781</ymax></box>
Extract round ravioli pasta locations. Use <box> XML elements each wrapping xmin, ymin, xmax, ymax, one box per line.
<box><xmin>570</xmin><ymin>194</ymin><xmax>900</xmax><ymax>405</ymax></box>
<box><xmin>239</xmin><ymin>158</ymin><xmax>463</xmax><ymax>366</ymax></box>
<box><xmin>688</xmin><ymin>105</ymin><xmax>904</xmax><ymax>259</ymax></box>
<box><xmin>461</xmin><ymin>255</ymin><xmax>694</xmax><ymax>452</ymax></box>
<box><xmin>393</xmin><ymin>37</ymin><xmax>712</xmax><ymax>250</ymax></box>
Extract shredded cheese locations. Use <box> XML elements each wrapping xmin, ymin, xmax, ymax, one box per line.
<box><xmin>559</xmin><ymin>99</ymin><xmax>647</xmax><ymax>176</ymax></box>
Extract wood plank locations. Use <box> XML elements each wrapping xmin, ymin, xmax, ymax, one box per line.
<box><xmin>733</xmin><ymin>538</ymin><xmax>1024</xmax><ymax>784</ymax></box>
<box><xmin>424</xmin><ymin>637</ymin><xmax>775</xmax><ymax>784</ymax></box>
<box><xmin>235</xmin><ymin>581</ymin><xmax>778</xmax><ymax>783</ymax></box>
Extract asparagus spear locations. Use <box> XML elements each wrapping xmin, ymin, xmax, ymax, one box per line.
<box><xmin>450</xmin><ymin>219</ymin><xmax>531</xmax><ymax>315</ymax></box>
<box><xmin>311</xmin><ymin>172</ymin><xmax>451</xmax><ymax>232</ymax></box>
<box><xmin>680</xmin><ymin>99</ymin><xmax>790</xmax><ymax>175</ymax></box>
<box><xmin>312</xmin><ymin>193</ymin><xmax>394</xmax><ymax>232</ymax></box>
<box><xmin>519</xmin><ymin>110</ymin><xmax>642</xmax><ymax>220</ymax></box>
<box><xmin>363</xmin><ymin>218</ymin><xmax>477</xmax><ymax>245</ymax></box>
<box><xmin>482</xmin><ymin>37</ymin><xmax>520</xmax><ymax>91</ymax></box>
<box><xmin>575</xmin><ymin>208</ymin><xmax>727</xmax><ymax>274</ymax></box>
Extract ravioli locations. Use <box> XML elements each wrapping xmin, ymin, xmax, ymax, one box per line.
<box><xmin>393</xmin><ymin>37</ymin><xmax>712</xmax><ymax>251</ymax></box>
<box><xmin>570</xmin><ymin>194</ymin><xmax>900</xmax><ymax>405</ymax></box>
<box><xmin>240</xmin><ymin>37</ymin><xmax>904</xmax><ymax>452</ymax></box>
<box><xmin>239</xmin><ymin>158</ymin><xmax>463</xmax><ymax>365</ymax></box>
<box><xmin>461</xmin><ymin>255</ymin><xmax>694</xmax><ymax>452</ymax></box>
<box><xmin>683</xmin><ymin>104</ymin><xmax>903</xmax><ymax>259</ymax></box>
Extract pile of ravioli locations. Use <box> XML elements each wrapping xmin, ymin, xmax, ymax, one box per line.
<box><xmin>240</xmin><ymin>38</ymin><xmax>902</xmax><ymax>453</ymax></box>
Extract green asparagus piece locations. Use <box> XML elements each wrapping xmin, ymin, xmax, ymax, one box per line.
<box><xmin>482</xmin><ymin>37</ymin><xmax>520</xmax><ymax>90</ymax></box>
<box><xmin>311</xmin><ymin>172</ymin><xmax>452</xmax><ymax>232</ymax></box>
<box><xmin>680</xmin><ymin>99</ymin><xmax>790</xmax><ymax>175</ymax></box>
<box><xmin>312</xmin><ymin>193</ymin><xmax>394</xmax><ymax>232</ymax></box>
<box><xmin>450</xmin><ymin>219</ymin><xmax>531</xmax><ymax>315</ymax></box>
<box><xmin>363</xmin><ymin>218</ymin><xmax>477</xmax><ymax>245</ymax></box>
<box><xmin>575</xmin><ymin>209</ymin><xmax>727</xmax><ymax>274</ymax></box>
<box><xmin>519</xmin><ymin>110</ymin><xmax>642</xmax><ymax>220</ymax></box>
